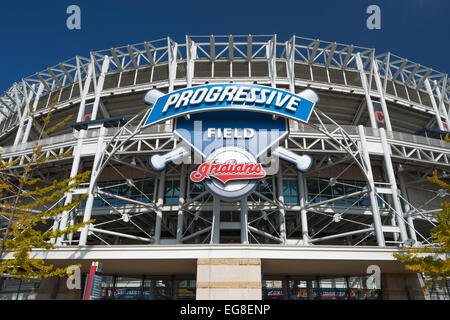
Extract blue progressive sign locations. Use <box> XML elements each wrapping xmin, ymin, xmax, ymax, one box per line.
<box><xmin>143</xmin><ymin>84</ymin><xmax>316</xmax><ymax>127</ymax></box>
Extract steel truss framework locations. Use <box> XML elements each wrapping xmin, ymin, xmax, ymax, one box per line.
<box><xmin>1</xmin><ymin>35</ymin><xmax>449</xmax><ymax>141</ymax></box>
<box><xmin>0</xmin><ymin>35</ymin><xmax>448</xmax><ymax>250</ymax></box>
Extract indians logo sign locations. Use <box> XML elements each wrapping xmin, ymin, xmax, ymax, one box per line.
<box><xmin>143</xmin><ymin>84</ymin><xmax>318</xmax><ymax>200</ymax></box>
<box><xmin>190</xmin><ymin>160</ymin><xmax>266</xmax><ymax>184</ymax></box>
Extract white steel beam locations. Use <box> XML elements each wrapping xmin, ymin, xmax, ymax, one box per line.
<box><xmin>404</xmin><ymin>64</ymin><xmax>420</xmax><ymax>85</ymax></box>
<box><xmin>379</xmin><ymin>128</ymin><xmax>409</xmax><ymax>244</ymax></box>
<box><xmin>358</xmin><ymin>125</ymin><xmax>385</xmax><ymax>246</ymax></box>
<box><xmin>286</xmin><ymin>37</ymin><xmax>295</xmax><ymax>93</ymax></box>
<box><xmin>356</xmin><ymin>53</ymin><xmax>377</xmax><ymax>129</ymax></box>
<box><xmin>176</xmin><ymin>165</ymin><xmax>186</xmax><ymax>243</ymax></box>
<box><xmin>325</xmin><ymin>42</ymin><xmax>337</xmax><ymax>67</ymax></box>
<box><xmin>56</xmin><ymin>130</ymin><xmax>86</xmax><ymax>245</ymax></box>
<box><xmin>127</xmin><ymin>45</ymin><xmax>138</xmax><ymax>69</ymax></box>
<box><xmin>425</xmin><ymin>78</ymin><xmax>445</xmax><ymax>130</ymax></box>
<box><xmin>373</xmin><ymin>60</ymin><xmax>393</xmax><ymax>131</ymax></box>
<box><xmin>416</xmin><ymin>68</ymin><xmax>433</xmax><ymax>89</ymax></box>
<box><xmin>309</xmin><ymin>227</ymin><xmax>374</xmax><ymax>243</ymax></box>
<box><xmin>228</xmin><ymin>35</ymin><xmax>234</xmax><ymax>60</ymax></box>
<box><xmin>76</xmin><ymin>61</ymin><xmax>94</xmax><ymax>122</ymax></box>
<box><xmin>91</xmin><ymin>56</ymin><xmax>110</xmax><ymax>121</ymax></box>
<box><xmin>89</xmin><ymin>227</ymin><xmax>152</xmax><ymax>243</ymax></box>
<box><xmin>392</xmin><ymin>59</ymin><xmax>408</xmax><ymax>81</ymax></box>
<box><xmin>308</xmin><ymin>39</ymin><xmax>320</xmax><ymax>64</ymax></box>
<box><xmin>297</xmin><ymin>172</ymin><xmax>310</xmax><ymax>244</ymax></box>
<box><xmin>210</xmin><ymin>35</ymin><xmax>215</xmax><ymax>61</ymax></box>
<box><xmin>58</xmin><ymin>63</ymin><xmax>74</xmax><ymax>83</ymax></box>
<box><xmin>186</xmin><ymin>36</ymin><xmax>196</xmax><ymax>88</ymax></box>
<box><xmin>154</xmin><ymin>170</ymin><xmax>165</xmax><ymax>244</ymax></box>
<box><xmin>13</xmin><ymin>84</ymin><xmax>35</xmax><ymax>145</ymax></box>
<box><xmin>240</xmin><ymin>197</ymin><xmax>249</xmax><ymax>244</ymax></box>
<box><xmin>110</xmin><ymin>48</ymin><xmax>122</xmax><ymax>71</ymax></box>
<box><xmin>0</xmin><ymin>98</ymin><xmax>14</xmax><ymax>113</ymax></box>
<box><xmin>167</xmin><ymin>38</ymin><xmax>178</xmax><ymax>93</ymax></box>
<box><xmin>276</xmin><ymin>170</ymin><xmax>287</xmax><ymax>243</ymax></box>
<box><xmin>79</xmin><ymin>126</ymin><xmax>106</xmax><ymax>246</ymax></box>
<box><xmin>211</xmin><ymin>196</ymin><xmax>221</xmax><ymax>244</ymax></box>
<box><xmin>22</xmin><ymin>82</ymin><xmax>44</xmax><ymax>143</ymax></box>
<box><xmin>434</xmin><ymin>80</ymin><xmax>450</xmax><ymax>129</ymax></box>
<box><xmin>248</xmin><ymin>226</ymin><xmax>283</xmax><ymax>243</ymax></box>
<box><xmin>397</xmin><ymin>172</ymin><xmax>418</xmax><ymax>243</ymax></box>
<box><xmin>268</xmin><ymin>35</ymin><xmax>277</xmax><ymax>87</ymax></box>
<box><xmin>47</xmin><ymin>68</ymin><xmax>62</xmax><ymax>87</ymax></box>
<box><xmin>342</xmin><ymin>45</ymin><xmax>354</xmax><ymax>69</ymax></box>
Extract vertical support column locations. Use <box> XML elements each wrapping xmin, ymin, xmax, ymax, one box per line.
<box><xmin>276</xmin><ymin>170</ymin><xmax>287</xmax><ymax>243</ymax></box>
<box><xmin>297</xmin><ymin>172</ymin><xmax>310</xmax><ymax>245</ymax></box>
<box><xmin>211</xmin><ymin>196</ymin><xmax>221</xmax><ymax>244</ymax></box>
<box><xmin>196</xmin><ymin>258</ymin><xmax>262</xmax><ymax>300</ymax></box>
<box><xmin>306</xmin><ymin>279</ymin><xmax>314</xmax><ymax>300</ymax></box>
<box><xmin>167</xmin><ymin>38</ymin><xmax>178</xmax><ymax>93</ymax></box>
<box><xmin>78</xmin><ymin>126</ymin><xmax>106</xmax><ymax>246</ymax></box>
<box><xmin>398</xmin><ymin>172</ymin><xmax>418</xmax><ymax>243</ymax></box>
<box><xmin>77</xmin><ymin>61</ymin><xmax>94</xmax><ymax>123</ymax></box>
<box><xmin>57</xmin><ymin>64</ymin><xmax>97</xmax><ymax>244</ymax></box>
<box><xmin>176</xmin><ymin>165</ymin><xmax>186</xmax><ymax>244</ymax></box>
<box><xmin>286</xmin><ymin>36</ymin><xmax>295</xmax><ymax>93</ymax></box>
<box><xmin>358</xmin><ymin>125</ymin><xmax>385</xmax><ymax>246</ymax></box>
<box><xmin>185</xmin><ymin>36</ymin><xmax>195</xmax><ymax>88</ymax></box>
<box><xmin>425</xmin><ymin>79</ymin><xmax>445</xmax><ymax>131</ymax></box>
<box><xmin>55</xmin><ymin>129</ymin><xmax>86</xmax><ymax>245</ymax></box>
<box><xmin>14</xmin><ymin>84</ymin><xmax>35</xmax><ymax>145</ymax></box>
<box><xmin>372</xmin><ymin>59</ymin><xmax>393</xmax><ymax>131</ymax></box>
<box><xmin>379</xmin><ymin>128</ymin><xmax>409</xmax><ymax>244</ymax></box>
<box><xmin>356</xmin><ymin>53</ymin><xmax>378</xmax><ymax>129</ymax></box>
<box><xmin>433</xmin><ymin>80</ymin><xmax>450</xmax><ymax>129</ymax></box>
<box><xmin>91</xmin><ymin>56</ymin><xmax>110</xmax><ymax>121</ymax></box>
<box><xmin>154</xmin><ymin>170</ymin><xmax>166</xmax><ymax>245</ymax></box>
<box><xmin>22</xmin><ymin>82</ymin><xmax>44</xmax><ymax>143</ymax></box>
<box><xmin>268</xmin><ymin>34</ymin><xmax>277</xmax><ymax>88</ymax></box>
<box><xmin>240</xmin><ymin>197</ymin><xmax>249</xmax><ymax>244</ymax></box>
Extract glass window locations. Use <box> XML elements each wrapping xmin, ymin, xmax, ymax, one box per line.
<box><xmin>155</xmin><ymin>280</ymin><xmax>172</xmax><ymax>299</ymax></box>
<box><xmin>306</xmin><ymin>177</ymin><xmax>377</xmax><ymax>208</ymax></box>
<box><xmin>283</xmin><ymin>179</ymin><xmax>298</xmax><ymax>204</ymax></box>
<box><xmin>425</xmin><ymin>277</ymin><xmax>450</xmax><ymax>300</ymax></box>
<box><xmin>0</xmin><ymin>277</ymin><xmax>40</xmax><ymax>300</ymax></box>
<box><xmin>99</xmin><ymin>275</ymin><xmax>115</xmax><ymax>300</ymax></box>
<box><xmin>262</xmin><ymin>280</ymin><xmax>284</xmax><ymax>300</ymax></box>
<box><xmin>288</xmin><ymin>280</ymin><xmax>308</xmax><ymax>300</ymax></box>
<box><xmin>319</xmin><ymin>277</ymin><xmax>347</xmax><ymax>300</ymax></box>
<box><xmin>176</xmin><ymin>280</ymin><xmax>196</xmax><ymax>300</ymax></box>
<box><xmin>131</xmin><ymin>179</ymin><xmax>155</xmax><ymax>203</ymax></box>
<box><xmin>113</xmin><ymin>276</ymin><xmax>143</xmax><ymax>300</ymax></box>
<box><xmin>189</xmin><ymin>182</ymin><xmax>208</xmax><ymax>202</ymax></box>
<box><xmin>347</xmin><ymin>276</ymin><xmax>381</xmax><ymax>300</ymax></box>
<box><xmin>165</xmin><ymin>180</ymin><xmax>180</xmax><ymax>205</ymax></box>
<box><xmin>254</xmin><ymin>178</ymin><xmax>274</xmax><ymax>201</ymax></box>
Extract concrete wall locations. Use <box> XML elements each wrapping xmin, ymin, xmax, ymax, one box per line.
<box><xmin>381</xmin><ymin>273</ymin><xmax>430</xmax><ymax>300</ymax></box>
<box><xmin>36</xmin><ymin>277</ymin><xmax>82</xmax><ymax>300</ymax></box>
<box><xmin>196</xmin><ymin>258</ymin><xmax>262</xmax><ymax>300</ymax></box>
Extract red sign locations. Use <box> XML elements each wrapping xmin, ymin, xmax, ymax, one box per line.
<box><xmin>190</xmin><ymin>160</ymin><xmax>266</xmax><ymax>184</ymax></box>
<box><xmin>373</xmin><ymin>101</ymin><xmax>386</xmax><ymax>129</ymax></box>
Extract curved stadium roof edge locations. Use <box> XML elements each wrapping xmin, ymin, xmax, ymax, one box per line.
<box><xmin>0</xmin><ymin>34</ymin><xmax>449</xmax><ymax>121</ymax></box>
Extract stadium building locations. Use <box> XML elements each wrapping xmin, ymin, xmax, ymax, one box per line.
<box><xmin>0</xmin><ymin>35</ymin><xmax>449</xmax><ymax>300</ymax></box>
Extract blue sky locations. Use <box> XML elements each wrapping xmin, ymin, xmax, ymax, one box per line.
<box><xmin>0</xmin><ymin>0</ymin><xmax>449</xmax><ymax>93</ymax></box>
